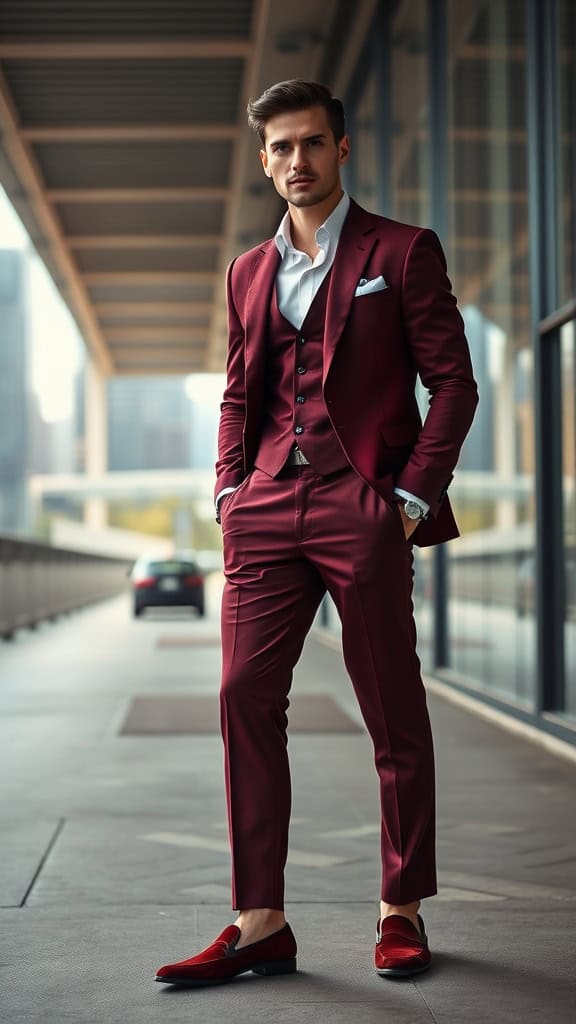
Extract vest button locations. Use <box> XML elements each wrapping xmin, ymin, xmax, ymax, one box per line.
<box><xmin>297</xmin><ymin>335</ymin><xmax>306</xmax><ymax>344</ymax></box>
<box><xmin>295</xmin><ymin>425</ymin><xmax>304</xmax><ymax>435</ymax></box>
<box><xmin>297</xmin><ymin>365</ymin><xmax>306</xmax><ymax>374</ymax></box>
<box><xmin>296</xmin><ymin>394</ymin><xmax>305</xmax><ymax>404</ymax></box>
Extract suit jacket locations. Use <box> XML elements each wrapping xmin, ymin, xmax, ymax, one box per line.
<box><xmin>215</xmin><ymin>198</ymin><xmax>478</xmax><ymax>547</ymax></box>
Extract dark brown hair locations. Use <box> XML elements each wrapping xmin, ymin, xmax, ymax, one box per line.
<box><xmin>247</xmin><ymin>80</ymin><xmax>346</xmax><ymax>144</ymax></box>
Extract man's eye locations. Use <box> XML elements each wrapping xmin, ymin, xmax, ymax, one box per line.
<box><xmin>274</xmin><ymin>144</ymin><xmax>288</xmax><ymax>153</ymax></box>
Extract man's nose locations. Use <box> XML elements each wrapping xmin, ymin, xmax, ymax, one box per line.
<box><xmin>291</xmin><ymin>147</ymin><xmax>308</xmax><ymax>170</ymax></box>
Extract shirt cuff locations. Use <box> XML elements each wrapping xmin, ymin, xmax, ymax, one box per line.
<box><xmin>393</xmin><ymin>487</ymin><xmax>430</xmax><ymax>517</ymax></box>
<box><xmin>215</xmin><ymin>486</ymin><xmax>238</xmax><ymax>512</ymax></box>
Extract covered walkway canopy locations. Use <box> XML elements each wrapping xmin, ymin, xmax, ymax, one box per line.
<box><xmin>0</xmin><ymin>0</ymin><xmax>373</xmax><ymax>376</ymax></box>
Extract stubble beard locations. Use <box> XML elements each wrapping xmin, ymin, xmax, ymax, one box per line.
<box><xmin>283</xmin><ymin>173</ymin><xmax>340</xmax><ymax>209</ymax></box>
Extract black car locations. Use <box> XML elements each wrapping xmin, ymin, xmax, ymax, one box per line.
<box><xmin>129</xmin><ymin>556</ymin><xmax>205</xmax><ymax>618</ymax></box>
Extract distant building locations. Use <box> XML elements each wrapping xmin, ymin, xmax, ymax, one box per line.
<box><xmin>0</xmin><ymin>250</ymin><xmax>31</xmax><ymax>534</ymax></box>
<box><xmin>107</xmin><ymin>376</ymin><xmax>192</xmax><ymax>470</ymax></box>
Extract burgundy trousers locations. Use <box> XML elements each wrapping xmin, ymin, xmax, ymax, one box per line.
<box><xmin>219</xmin><ymin>462</ymin><xmax>436</xmax><ymax>910</ymax></box>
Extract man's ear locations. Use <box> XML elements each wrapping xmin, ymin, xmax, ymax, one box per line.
<box><xmin>338</xmin><ymin>135</ymin><xmax>350</xmax><ymax>166</ymax></box>
<box><xmin>259</xmin><ymin>148</ymin><xmax>272</xmax><ymax>177</ymax></box>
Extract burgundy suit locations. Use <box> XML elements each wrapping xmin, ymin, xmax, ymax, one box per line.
<box><xmin>215</xmin><ymin>199</ymin><xmax>478</xmax><ymax>910</ymax></box>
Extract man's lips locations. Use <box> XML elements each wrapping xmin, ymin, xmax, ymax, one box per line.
<box><xmin>288</xmin><ymin>176</ymin><xmax>315</xmax><ymax>185</ymax></box>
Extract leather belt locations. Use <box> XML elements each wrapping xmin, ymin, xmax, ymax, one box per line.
<box><xmin>285</xmin><ymin>447</ymin><xmax>311</xmax><ymax>466</ymax></box>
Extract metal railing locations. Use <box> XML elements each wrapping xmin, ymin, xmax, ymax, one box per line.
<box><xmin>0</xmin><ymin>535</ymin><xmax>131</xmax><ymax>640</ymax></box>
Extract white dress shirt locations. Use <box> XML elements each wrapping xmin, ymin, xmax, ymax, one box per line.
<box><xmin>274</xmin><ymin>190</ymin><xmax>350</xmax><ymax>328</ymax></box>
<box><xmin>216</xmin><ymin>191</ymin><xmax>428</xmax><ymax>518</ymax></box>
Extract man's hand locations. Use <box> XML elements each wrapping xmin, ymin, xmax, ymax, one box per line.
<box><xmin>397</xmin><ymin>504</ymin><xmax>420</xmax><ymax>540</ymax></box>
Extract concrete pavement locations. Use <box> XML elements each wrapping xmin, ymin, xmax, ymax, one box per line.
<box><xmin>0</xmin><ymin>580</ymin><xmax>575</xmax><ymax>1023</ymax></box>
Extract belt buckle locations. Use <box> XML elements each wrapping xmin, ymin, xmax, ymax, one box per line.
<box><xmin>287</xmin><ymin>446</ymin><xmax>309</xmax><ymax>466</ymax></box>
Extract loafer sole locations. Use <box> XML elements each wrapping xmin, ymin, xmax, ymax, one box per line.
<box><xmin>156</xmin><ymin>957</ymin><xmax>297</xmax><ymax>986</ymax></box>
<box><xmin>376</xmin><ymin>962</ymin><xmax>431</xmax><ymax>979</ymax></box>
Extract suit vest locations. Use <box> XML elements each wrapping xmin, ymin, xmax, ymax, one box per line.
<box><xmin>253</xmin><ymin>271</ymin><xmax>350</xmax><ymax>477</ymax></box>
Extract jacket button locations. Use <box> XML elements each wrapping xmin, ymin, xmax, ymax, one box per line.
<box><xmin>297</xmin><ymin>335</ymin><xmax>306</xmax><ymax>344</ymax></box>
<box><xmin>296</xmin><ymin>395</ymin><xmax>305</xmax><ymax>404</ymax></box>
<box><xmin>297</xmin><ymin>365</ymin><xmax>306</xmax><ymax>374</ymax></box>
<box><xmin>295</xmin><ymin>425</ymin><xmax>304</xmax><ymax>435</ymax></box>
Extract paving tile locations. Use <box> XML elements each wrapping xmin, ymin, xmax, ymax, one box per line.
<box><xmin>0</xmin><ymin>592</ymin><xmax>575</xmax><ymax>1023</ymax></box>
<box><xmin>0</xmin><ymin>818</ymin><xmax>63</xmax><ymax>907</ymax></box>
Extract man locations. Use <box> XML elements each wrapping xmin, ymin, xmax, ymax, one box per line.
<box><xmin>156</xmin><ymin>80</ymin><xmax>478</xmax><ymax>986</ymax></box>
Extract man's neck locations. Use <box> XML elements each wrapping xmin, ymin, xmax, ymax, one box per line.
<box><xmin>287</xmin><ymin>188</ymin><xmax>344</xmax><ymax>258</ymax></box>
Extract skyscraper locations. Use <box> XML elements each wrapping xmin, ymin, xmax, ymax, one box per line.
<box><xmin>0</xmin><ymin>249</ymin><xmax>30</xmax><ymax>534</ymax></box>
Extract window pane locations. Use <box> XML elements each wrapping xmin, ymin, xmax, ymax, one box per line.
<box><xmin>445</xmin><ymin>0</ymin><xmax>535</xmax><ymax>705</ymax></box>
<box><xmin>390</xmin><ymin>0</ymin><xmax>429</xmax><ymax>226</ymax></box>
<box><xmin>559</xmin><ymin>1</ymin><xmax>576</xmax><ymax>305</ymax></box>
<box><xmin>388</xmin><ymin>0</ymin><xmax>432</xmax><ymax>668</ymax></box>
<box><xmin>355</xmin><ymin>73</ymin><xmax>376</xmax><ymax>210</ymax></box>
<box><xmin>561</xmin><ymin>323</ymin><xmax>576</xmax><ymax>715</ymax></box>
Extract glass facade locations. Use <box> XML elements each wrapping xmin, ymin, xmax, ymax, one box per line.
<box><xmin>559</xmin><ymin>0</ymin><xmax>575</xmax><ymax>306</ymax></box>
<box><xmin>354</xmin><ymin>73</ymin><xmax>376</xmax><ymax>211</ymax></box>
<box><xmin>389</xmin><ymin>0</ymin><xmax>432</xmax><ymax>668</ymax></box>
<box><xmin>390</xmin><ymin>0</ymin><xmax>429</xmax><ymax>228</ymax></box>
<box><xmin>445</xmin><ymin>0</ymin><xmax>535</xmax><ymax>704</ymax></box>
<box><xmin>562</xmin><ymin>321</ymin><xmax>576</xmax><ymax>715</ymax></box>
<box><xmin>0</xmin><ymin>192</ymin><xmax>87</xmax><ymax>535</ymax></box>
<box><xmin>344</xmin><ymin>0</ymin><xmax>576</xmax><ymax>744</ymax></box>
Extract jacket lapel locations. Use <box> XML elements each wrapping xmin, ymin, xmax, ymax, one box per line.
<box><xmin>323</xmin><ymin>200</ymin><xmax>377</xmax><ymax>385</ymax></box>
<box><xmin>242</xmin><ymin>200</ymin><xmax>378</xmax><ymax>389</ymax></box>
<box><xmin>244</xmin><ymin>240</ymin><xmax>280</xmax><ymax>381</ymax></box>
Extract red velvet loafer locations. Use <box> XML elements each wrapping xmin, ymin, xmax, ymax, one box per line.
<box><xmin>155</xmin><ymin>922</ymin><xmax>297</xmax><ymax>986</ymax></box>
<box><xmin>375</xmin><ymin>914</ymin><xmax>431</xmax><ymax>978</ymax></box>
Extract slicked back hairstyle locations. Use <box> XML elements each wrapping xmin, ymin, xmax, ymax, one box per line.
<box><xmin>247</xmin><ymin>80</ymin><xmax>346</xmax><ymax>145</ymax></box>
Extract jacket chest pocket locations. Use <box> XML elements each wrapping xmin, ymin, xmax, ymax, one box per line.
<box><xmin>349</xmin><ymin>287</ymin><xmax>398</xmax><ymax>341</ymax></box>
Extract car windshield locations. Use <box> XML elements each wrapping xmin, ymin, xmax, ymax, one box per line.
<box><xmin>145</xmin><ymin>561</ymin><xmax>199</xmax><ymax>575</ymax></box>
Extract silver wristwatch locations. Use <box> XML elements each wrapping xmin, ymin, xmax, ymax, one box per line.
<box><xmin>403</xmin><ymin>499</ymin><xmax>426</xmax><ymax>521</ymax></box>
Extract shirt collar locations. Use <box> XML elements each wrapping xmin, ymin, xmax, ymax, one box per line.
<box><xmin>274</xmin><ymin>191</ymin><xmax>350</xmax><ymax>257</ymax></box>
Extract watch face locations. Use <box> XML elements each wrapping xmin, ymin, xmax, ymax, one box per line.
<box><xmin>405</xmin><ymin>500</ymin><xmax>423</xmax><ymax>520</ymax></box>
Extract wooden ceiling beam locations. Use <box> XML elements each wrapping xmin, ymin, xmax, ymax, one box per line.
<box><xmin>112</xmin><ymin>348</ymin><xmax>206</xmax><ymax>366</ymax></box>
<box><xmin>68</xmin><ymin>235</ymin><xmax>223</xmax><ymax>249</ymax></box>
<box><xmin>114</xmin><ymin>363</ymin><xmax>206</xmax><ymax>376</ymax></box>
<box><xmin>83</xmin><ymin>271</ymin><xmax>216</xmax><ymax>284</ymax></box>
<box><xmin>207</xmin><ymin>0</ymin><xmax>266</xmax><ymax>369</ymax></box>
<box><xmin>22</xmin><ymin>124</ymin><xmax>239</xmax><ymax>142</ymax></box>
<box><xmin>111</xmin><ymin>347</ymin><xmax>205</xmax><ymax>355</ymax></box>
<box><xmin>48</xmin><ymin>187</ymin><xmax>230</xmax><ymax>203</ymax></box>
<box><xmin>111</xmin><ymin>341</ymin><xmax>205</xmax><ymax>350</ymax></box>
<box><xmin>0</xmin><ymin>66</ymin><xmax>112</xmax><ymax>373</ymax></box>
<box><xmin>94</xmin><ymin>302</ymin><xmax>213</xmax><ymax>316</ymax></box>
<box><xmin>398</xmin><ymin>188</ymin><xmax>528</xmax><ymax>203</ymax></box>
<box><xmin>0</xmin><ymin>40</ymin><xmax>252</xmax><ymax>59</ymax></box>
<box><xmin>105</xmin><ymin>326</ymin><xmax>209</xmax><ymax>340</ymax></box>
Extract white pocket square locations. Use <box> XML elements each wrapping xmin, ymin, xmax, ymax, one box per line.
<box><xmin>354</xmin><ymin>275</ymin><xmax>388</xmax><ymax>297</ymax></box>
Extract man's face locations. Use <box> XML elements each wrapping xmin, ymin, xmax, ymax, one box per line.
<box><xmin>259</xmin><ymin>105</ymin><xmax>349</xmax><ymax>208</ymax></box>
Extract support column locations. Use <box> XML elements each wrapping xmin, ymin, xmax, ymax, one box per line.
<box><xmin>428</xmin><ymin>0</ymin><xmax>449</xmax><ymax>668</ymax></box>
<box><xmin>527</xmin><ymin>0</ymin><xmax>564</xmax><ymax>712</ymax></box>
<box><xmin>84</xmin><ymin>358</ymin><xmax>108</xmax><ymax>530</ymax></box>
